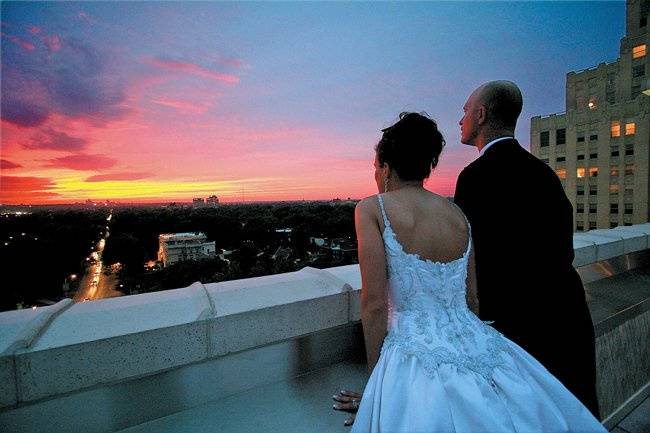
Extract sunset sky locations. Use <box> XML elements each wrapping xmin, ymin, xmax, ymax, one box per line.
<box><xmin>1</xmin><ymin>1</ymin><xmax>624</xmax><ymax>204</ymax></box>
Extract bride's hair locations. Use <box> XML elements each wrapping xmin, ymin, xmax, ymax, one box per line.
<box><xmin>375</xmin><ymin>112</ymin><xmax>445</xmax><ymax>181</ymax></box>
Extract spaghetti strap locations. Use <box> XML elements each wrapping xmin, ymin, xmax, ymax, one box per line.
<box><xmin>377</xmin><ymin>194</ymin><xmax>390</xmax><ymax>228</ymax></box>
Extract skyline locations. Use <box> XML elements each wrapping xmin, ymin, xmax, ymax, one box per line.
<box><xmin>1</xmin><ymin>1</ymin><xmax>625</xmax><ymax>204</ymax></box>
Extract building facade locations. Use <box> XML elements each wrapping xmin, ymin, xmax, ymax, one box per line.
<box><xmin>157</xmin><ymin>232</ymin><xmax>216</xmax><ymax>267</ymax></box>
<box><xmin>192</xmin><ymin>198</ymin><xmax>205</xmax><ymax>208</ymax></box>
<box><xmin>531</xmin><ymin>0</ymin><xmax>649</xmax><ymax>231</ymax></box>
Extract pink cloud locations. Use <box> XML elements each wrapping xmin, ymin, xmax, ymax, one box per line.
<box><xmin>1</xmin><ymin>32</ymin><xmax>35</xmax><ymax>52</ymax></box>
<box><xmin>43</xmin><ymin>34</ymin><xmax>62</xmax><ymax>53</ymax></box>
<box><xmin>28</xmin><ymin>25</ymin><xmax>41</xmax><ymax>35</ymax></box>
<box><xmin>0</xmin><ymin>175</ymin><xmax>59</xmax><ymax>203</ymax></box>
<box><xmin>44</xmin><ymin>154</ymin><xmax>116</xmax><ymax>171</ymax></box>
<box><xmin>24</xmin><ymin>128</ymin><xmax>88</xmax><ymax>151</ymax></box>
<box><xmin>1</xmin><ymin>159</ymin><xmax>22</xmax><ymax>169</ymax></box>
<box><xmin>85</xmin><ymin>172</ymin><xmax>153</xmax><ymax>182</ymax></box>
<box><xmin>146</xmin><ymin>57</ymin><xmax>239</xmax><ymax>84</ymax></box>
<box><xmin>150</xmin><ymin>97</ymin><xmax>211</xmax><ymax>114</ymax></box>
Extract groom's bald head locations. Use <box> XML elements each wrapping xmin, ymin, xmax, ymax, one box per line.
<box><xmin>476</xmin><ymin>80</ymin><xmax>523</xmax><ymax>131</ymax></box>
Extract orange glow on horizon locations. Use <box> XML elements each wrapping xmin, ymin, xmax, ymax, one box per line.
<box><xmin>0</xmin><ymin>173</ymin><xmax>457</xmax><ymax>205</ymax></box>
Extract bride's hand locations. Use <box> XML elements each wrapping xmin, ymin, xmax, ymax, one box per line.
<box><xmin>333</xmin><ymin>390</ymin><xmax>362</xmax><ymax>426</ymax></box>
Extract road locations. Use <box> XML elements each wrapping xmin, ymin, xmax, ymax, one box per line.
<box><xmin>73</xmin><ymin>211</ymin><xmax>122</xmax><ymax>302</ymax></box>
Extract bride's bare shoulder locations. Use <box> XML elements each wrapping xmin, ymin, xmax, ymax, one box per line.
<box><xmin>355</xmin><ymin>196</ymin><xmax>383</xmax><ymax>227</ymax></box>
<box><xmin>356</xmin><ymin>195</ymin><xmax>380</xmax><ymax>212</ymax></box>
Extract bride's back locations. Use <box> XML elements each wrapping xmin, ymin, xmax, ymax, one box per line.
<box><xmin>379</xmin><ymin>188</ymin><xmax>469</xmax><ymax>264</ymax></box>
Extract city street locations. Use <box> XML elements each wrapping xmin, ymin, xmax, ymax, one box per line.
<box><xmin>73</xmin><ymin>211</ymin><xmax>122</xmax><ymax>302</ymax></box>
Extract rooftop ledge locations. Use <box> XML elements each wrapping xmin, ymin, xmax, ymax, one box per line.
<box><xmin>0</xmin><ymin>224</ymin><xmax>649</xmax><ymax>432</ymax></box>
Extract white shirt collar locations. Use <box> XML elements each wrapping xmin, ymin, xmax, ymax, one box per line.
<box><xmin>479</xmin><ymin>136</ymin><xmax>513</xmax><ymax>156</ymax></box>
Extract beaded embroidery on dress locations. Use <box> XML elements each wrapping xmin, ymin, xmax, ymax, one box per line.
<box><xmin>350</xmin><ymin>194</ymin><xmax>606</xmax><ymax>433</ymax></box>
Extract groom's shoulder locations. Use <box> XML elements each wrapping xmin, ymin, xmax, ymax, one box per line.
<box><xmin>458</xmin><ymin>156</ymin><xmax>483</xmax><ymax>179</ymax></box>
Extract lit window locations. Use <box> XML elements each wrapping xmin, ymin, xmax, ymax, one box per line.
<box><xmin>611</xmin><ymin>122</ymin><xmax>621</xmax><ymax>137</ymax></box>
<box><xmin>589</xmin><ymin>167</ymin><xmax>599</xmax><ymax>177</ymax></box>
<box><xmin>632</xmin><ymin>44</ymin><xmax>646</xmax><ymax>59</ymax></box>
<box><xmin>577</xmin><ymin>168</ymin><xmax>586</xmax><ymax>178</ymax></box>
<box><xmin>625</xmin><ymin>122</ymin><xmax>636</xmax><ymax>135</ymax></box>
<box><xmin>588</xmin><ymin>98</ymin><xmax>597</xmax><ymax>110</ymax></box>
<box><xmin>610</xmin><ymin>166</ymin><xmax>619</xmax><ymax>177</ymax></box>
<box><xmin>610</xmin><ymin>184</ymin><xmax>620</xmax><ymax>194</ymax></box>
<box><xmin>555</xmin><ymin>169</ymin><xmax>567</xmax><ymax>180</ymax></box>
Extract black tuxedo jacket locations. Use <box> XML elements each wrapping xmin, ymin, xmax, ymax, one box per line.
<box><xmin>454</xmin><ymin>138</ymin><xmax>599</xmax><ymax>417</ymax></box>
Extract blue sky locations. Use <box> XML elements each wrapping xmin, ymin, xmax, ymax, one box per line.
<box><xmin>1</xmin><ymin>1</ymin><xmax>625</xmax><ymax>202</ymax></box>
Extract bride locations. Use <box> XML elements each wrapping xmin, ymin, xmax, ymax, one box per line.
<box><xmin>338</xmin><ymin>112</ymin><xmax>606</xmax><ymax>432</ymax></box>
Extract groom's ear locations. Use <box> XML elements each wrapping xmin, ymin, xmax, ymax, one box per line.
<box><xmin>477</xmin><ymin>105</ymin><xmax>487</xmax><ymax>126</ymax></box>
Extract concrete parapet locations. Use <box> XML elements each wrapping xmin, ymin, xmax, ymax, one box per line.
<box><xmin>205</xmin><ymin>267</ymin><xmax>351</xmax><ymax>356</ymax></box>
<box><xmin>576</xmin><ymin>232</ymin><xmax>625</xmax><ymax>261</ymax></box>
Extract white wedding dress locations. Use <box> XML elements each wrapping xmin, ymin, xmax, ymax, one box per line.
<box><xmin>351</xmin><ymin>194</ymin><xmax>606</xmax><ymax>433</ymax></box>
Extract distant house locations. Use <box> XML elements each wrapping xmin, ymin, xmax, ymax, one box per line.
<box><xmin>157</xmin><ymin>232</ymin><xmax>216</xmax><ymax>267</ymax></box>
<box><xmin>309</xmin><ymin>236</ymin><xmax>357</xmax><ymax>263</ymax></box>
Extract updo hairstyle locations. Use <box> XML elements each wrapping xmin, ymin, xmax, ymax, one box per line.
<box><xmin>375</xmin><ymin>112</ymin><xmax>446</xmax><ymax>181</ymax></box>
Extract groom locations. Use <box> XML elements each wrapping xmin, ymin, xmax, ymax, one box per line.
<box><xmin>453</xmin><ymin>80</ymin><xmax>600</xmax><ymax>417</ymax></box>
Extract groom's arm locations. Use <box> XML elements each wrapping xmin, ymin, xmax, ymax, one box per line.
<box><xmin>466</xmin><ymin>241</ymin><xmax>479</xmax><ymax>316</ymax></box>
<box><xmin>453</xmin><ymin>168</ymin><xmax>471</xmax><ymax>214</ymax></box>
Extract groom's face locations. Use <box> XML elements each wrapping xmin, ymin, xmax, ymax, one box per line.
<box><xmin>460</xmin><ymin>91</ymin><xmax>481</xmax><ymax>146</ymax></box>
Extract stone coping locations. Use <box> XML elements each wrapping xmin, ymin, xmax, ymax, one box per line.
<box><xmin>0</xmin><ymin>224</ymin><xmax>648</xmax><ymax>409</ymax></box>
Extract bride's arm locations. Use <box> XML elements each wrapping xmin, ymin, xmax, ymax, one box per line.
<box><xmin>466</xmin><ymin>241</ymin><xmax>479</xmax><ymax>316</ymax></box>
<box><xmin>355</xmin><ymin>199</ymin><xmax>389</xmax><ymax>373</ymax></box>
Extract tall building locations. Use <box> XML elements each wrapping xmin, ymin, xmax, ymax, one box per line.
<box><xmin>157</xmin><ymin>232</ymin><xmax>216</xmax><ymax>267</ymax></box>
<box><xmin>531</xmin><ymin>0</ymin><xmax>649</xmax><ymax>231</ymax></box>
<box><xmin>192</xmin><ymin>198</ymin><xmax>205</xmax><ymax>208</ymax></box>
<box><xmin>206</xmin><ymin>195</ymin><xmax>220</xmax><ymax>206</ymax></box>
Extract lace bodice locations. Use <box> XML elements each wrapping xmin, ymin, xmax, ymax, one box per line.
<box><xmin>377</xmin><ymin>194</ymin><xmax>510</xmax><ymax>382</ymax></box>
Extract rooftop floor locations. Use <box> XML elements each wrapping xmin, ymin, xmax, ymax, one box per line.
<box><xmin>118</xmin><ymin>360</ymin><xmax>649</xmax><ymax>433</ymax></box>
<box><xmin>611</xmin><ymin>396</ymin><xmax>650</xmax><ymax>433</ymax></box>
<box><xmin>119</xmin><ymin>360</ymin><xmax>369</xmax><ymax>433</ymax></box>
